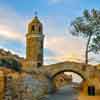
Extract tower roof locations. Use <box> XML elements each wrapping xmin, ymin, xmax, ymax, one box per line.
<box><xmin>28</xmin><ymin>14</ymin><xmax>43</xmax><ymax>33</ymax></box>
<box><xmin>31</xmin><ymin>16</ymin><xmax>41</xmax><ymax>24</ymax></box>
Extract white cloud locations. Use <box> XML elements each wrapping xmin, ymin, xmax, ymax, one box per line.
<box><xmin>44</xmin><ymin>35</ymin><xmax>86</xmax><ymax>64</ymax></box>
<box><xmin>41</xmin><ymin>16</ymin><xmax>86</xmax><ymax>64</ymax></box>
<box><xmin>43</xmin><ymin>16</ymin><xmax>100</xmax><ymax>65</ymax></box>
<box><xmin>0</xmin><ymin>25</ymin><xmax>23</xmax><ymax>41</ymax></box>
<box><xmin>0</xmin><ymin>6</ymin><xmax>26</xmax><ymax>44</ymax></box>
<box><xmin>0</xmin><ymin>5</ymin><xmax>28</xmax><ymax>57</ymax></box>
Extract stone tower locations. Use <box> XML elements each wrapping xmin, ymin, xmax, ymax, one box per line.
<box><xmin>26</xmin><ymin>15</ymin><xmax>44</xmax><ymax>68</ymax></box>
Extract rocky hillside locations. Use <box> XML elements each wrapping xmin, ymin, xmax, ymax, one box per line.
<box><xmin>0</xmin><ymin>49</ymin><xmax>24</xmax><ymax>71</ymax></box>
<box><xmin>0</xmin><ymin>49</ymin><xmax>24</xmax><ymax>60</ymax></box>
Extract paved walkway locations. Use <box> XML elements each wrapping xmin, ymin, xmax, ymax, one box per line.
<box><xmin>42</xmin><ymin>85</ymin><xmax>79</xmax><ymax>100</ymax></box>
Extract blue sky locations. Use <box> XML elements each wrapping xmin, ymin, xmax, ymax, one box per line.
<box><xmin>0</xmin><ymin>0</ymin><xmax>100</xmax><ymax>65</ymax></box>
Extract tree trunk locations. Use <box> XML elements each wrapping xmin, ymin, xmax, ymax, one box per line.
<box><xmin>85</xmin><ymin>34</ymin><xmax>92</xmax><ymax>64</ymax></box>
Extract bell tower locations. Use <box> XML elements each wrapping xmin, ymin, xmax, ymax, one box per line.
<box><xmin>26</xmin><ymin>15</ymin><xmax>44</xmax><ymax>68</ymax></box>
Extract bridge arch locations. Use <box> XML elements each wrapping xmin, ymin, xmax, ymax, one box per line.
<box><xmin>45</xmin><ymin>68</ymin><xmax>86</xmax><ymax>93</ymax></box>
<box><xmin>42</xmin><ymin>61</ymin><xmax>94</xmax><ymax>81</ymax></box>
<box><xmin>51</xmin><ymin>69</ymin><xmax>86</xmax><ymax>81</ymax></box>
<box><xmin>41</xmin><ymin>61</ymin><xmax>98</xmax><ymax>94</ymax></box>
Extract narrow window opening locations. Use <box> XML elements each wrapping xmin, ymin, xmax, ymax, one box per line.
<box><xmin>32</xmin><ymin>25</ymin><xmax>35</xmax><ymax>31</ymax></box>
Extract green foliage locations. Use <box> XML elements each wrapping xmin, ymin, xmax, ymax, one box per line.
<box><xmin>71</xmin><ymin>9</ymin><xmax>100</xmax><ymax>63</ymax></box>
<box><xmin>0</xmin><ymin>58</ymin><xmax>21</xmax><ymax>71</ymax></box>
<box><xmin>90</xmin><ymin>35</ymin><xmax>100</xmax><ymax>53</ymax></box>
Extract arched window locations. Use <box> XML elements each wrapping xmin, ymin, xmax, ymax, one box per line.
<box><xmin>32</xmin><ymin>25</ymin><xmax>35</xmax><ymax>31</ymax></box>
<box><xmin>39</xmin><ymin>26</ymin><xmax>41</xmax><ymax>32</ymax></box>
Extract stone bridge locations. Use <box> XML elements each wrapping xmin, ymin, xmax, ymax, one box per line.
<box><xmin>39</xmin><ymin>61</ymin><xmax>100</xmax><ymax>94</ymax></box>
<box><xmin>42</xmin><ymin>61</ymin><xmax>99</xmax><ymax>80</ymax></box>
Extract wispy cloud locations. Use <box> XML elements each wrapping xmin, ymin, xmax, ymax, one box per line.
<box><xmin>0</xmin><ymin>5</ymin><xmax>26</xmax><ymax>43</ymax></box>
<box><xmin>42</xmin><ymin>16</ymin><xmax>86</xmax><ymax>64</ymax></box>
<box><xmin>43</xmin><ymin>16</ymin><xmax>100</xmax><ymax>65</ymax></box>
<box><xmin>0</xmin><ymin>5</ymin><xmax>27</xmax><ymax>56</ymax></box>
<box><xmin>44</xmin><ymin>35</ymin><xmax>86</xmax><ymax>64</ymax></box>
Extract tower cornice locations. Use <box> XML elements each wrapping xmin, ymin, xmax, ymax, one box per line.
<box><xmin>26</xmin><ymin>33</ymin><xmax>44</xmax><ymax>38</ymax></box>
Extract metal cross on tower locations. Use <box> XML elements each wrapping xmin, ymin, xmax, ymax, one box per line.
<box><xmin>34</xmin><ymin>11</ymin><xmax>38</xmax><ymax>17</ymax></box>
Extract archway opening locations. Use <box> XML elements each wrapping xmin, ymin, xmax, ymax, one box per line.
<box><xmin>52</xmin><ymin>70</ymin><xmax>85</xmax><ymax>92</ymax></box>
<box><xmin>64</xmin><ymin>72</ymin><xmax>83</xmax><ymax>83</ymax></box>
